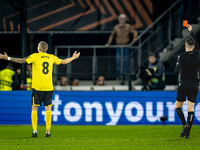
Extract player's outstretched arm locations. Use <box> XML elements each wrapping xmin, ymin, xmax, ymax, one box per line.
<box><xmin>0</xmin><ymin>52</ymin><xmax>27</xmax><ymax>63</ymax></box>
<box><xmin>60</xmin><ymin>51</ymin><xmax>80</xmax><ymax>65</ymax></box>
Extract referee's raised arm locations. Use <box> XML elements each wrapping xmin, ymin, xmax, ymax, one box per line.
<box><xmin>187</xmin><ymin>24</ymin><xmax>199</xmax><ymax>52</ymax></box>
<box><xmin>188</xmin><ymin>24</ymin><xmax>200</xmax><ymax>76</ymax></box>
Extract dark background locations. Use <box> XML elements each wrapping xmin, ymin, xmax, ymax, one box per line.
<box><xmin>0</xmin><ymin>0</ymin><xmax>175</xmax><ymax>70</ymax></box>
<box><xmin>0</xmin><ymin>0</ymin><xmax>199</xmax><ymax>86</ymax></box>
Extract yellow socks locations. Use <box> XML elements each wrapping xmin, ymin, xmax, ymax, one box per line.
<box><xmin>31</xmin><ymin>111</ymin><xmax>38</xmax><ymax>132</ymax></box>
<box><xmin>32</xmin><ymin>110</ymin><xmax>51</xmax><ymax>134</ymax></box>
<box><xmin>46</xmin><ymin>111</ymin><xmax>51</xmax><ymax>132</ymax></box>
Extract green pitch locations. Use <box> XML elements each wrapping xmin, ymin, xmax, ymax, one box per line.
<box><xmin>0</xmin><ymin>125</ymin><xmax>200</xmax><ymax>150</ymax></box>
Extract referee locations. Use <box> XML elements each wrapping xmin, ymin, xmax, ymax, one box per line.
<box><xmin>174</xmin><ymin>24</ymin><xmax>199</xmax><ymax>139</ymax></box>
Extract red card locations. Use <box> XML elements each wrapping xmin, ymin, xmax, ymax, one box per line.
<box><xmin>183</xmin><ymin>20</ymin><xmax>188</xmax><ymax>27</ymax></box>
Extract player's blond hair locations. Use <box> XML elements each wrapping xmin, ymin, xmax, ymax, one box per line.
<box><xmin>38</xmin><ymin>41</ymin><xmax>48</xmax><ymax>52</ymax></box>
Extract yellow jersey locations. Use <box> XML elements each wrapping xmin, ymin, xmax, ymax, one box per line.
<box><xmin>26</xmin><ymin>52</ymin><xmax>61</xmax><ymax>91</ymax></box>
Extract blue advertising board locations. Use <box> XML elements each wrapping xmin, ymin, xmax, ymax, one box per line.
<box><xmin>0</xmin><ymin>91</ymin><xmax>200</xmax><ymax>125</ymax></box>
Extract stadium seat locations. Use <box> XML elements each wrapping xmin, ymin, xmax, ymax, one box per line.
<box><xmin>113</xmin><ymin>85</ymin><xmax>128</xmax><ymax>91</ymax></box>
<box><xmin>54</xmin><ymin>86</ymin><xmax>71</xmax><ymax>91</ymax></box>
<box><xmin>93</xmin><ymin>86</ymin><xmax>113</xmax><ymax>91</ymax></box>
<box><xmin>71</xmin><ymin>86</ymin><xmax>92</xmax><ymax>91</ymax></box>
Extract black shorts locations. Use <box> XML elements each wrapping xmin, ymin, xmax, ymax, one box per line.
<box><xmin>32</xmin><ymin>89</ymin><xmax>53</xmax><ymax>106</ymax></box>
<box><xmin>176</xmin><ymin>82</ymin><xmax>199</xmax><ymax>103</ymax></box>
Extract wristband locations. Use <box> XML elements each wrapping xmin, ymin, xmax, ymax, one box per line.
<box><xmin>8</xmin><ymin>57</ymin><xmax>11</xmax><ymax>61</ymax></box>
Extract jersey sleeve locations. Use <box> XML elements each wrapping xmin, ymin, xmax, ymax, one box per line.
<box><xmin>52</xmin><ymin>55</ymin><xmax>61</xmax><ymax>65</ymax></box>
<box><xmin>174</xmin><ymin>55</ymin><xmax>182</xmax><ymax>75</ymax></box>
<box><xmin>190</xmin><ymin>30</ymin><xmax>199</xmax><ymax>53</ymax></box>
<box><xmin>26</xmin><ymin>54</ymin><xmax>35</xmax><ymax>64</ymax></box>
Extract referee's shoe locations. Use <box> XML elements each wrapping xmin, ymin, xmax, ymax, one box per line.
<box><xmin>181</xmin><ymin>124</ymin><xmax>190</xmax><ymax>138</ymax></box>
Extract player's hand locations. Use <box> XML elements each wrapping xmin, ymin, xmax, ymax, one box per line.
<box><xmin>187</xmin><ymin>24</ymin><xmax>192</xmax><ymax>31</ymax></box>
<box><xmin>105</xmin><ymin>43</ymin><xmax>110</xmax><ymax>47</ymax></box>
<box><xmin>145</xmin><ymin>69</ymin><xmax>152</xmax><ymax>76</ymax></box>
<box><xmin>72</xmin><ymin>51</ymin><xmax>80</xmax><ymax>59</ymax></box>
<box><xmin>0</xmin><ymin>52</ymin><xmax>8</xmax><ymax>60</ymax></box>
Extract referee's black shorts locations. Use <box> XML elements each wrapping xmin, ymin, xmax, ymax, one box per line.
<box><xmin>31</xmin><ymin>89</ymin><xmax>53</xmax><ymax>106</ymax></box>
<box><xmin>176</xmin><ymin>81</ymin><xmax>199</xmax><ymax>103</ymax></box>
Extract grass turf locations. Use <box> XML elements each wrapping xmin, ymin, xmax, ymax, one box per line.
<box><xmin>0</xmin><ymin>125</ymin><xmax>199</xmax><ymax>150</ymax></box>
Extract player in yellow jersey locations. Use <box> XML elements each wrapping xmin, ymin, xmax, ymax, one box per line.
<box><xmin>0</xmin><ymin>41</ymin><xmax>80</xmax><ymax>137</ymax></box>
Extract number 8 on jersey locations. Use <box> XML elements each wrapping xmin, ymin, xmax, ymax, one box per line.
<box><xmin>42</xmin><ymin>62</ymin><xmax>49</xmax><ymax>74</ymax></box>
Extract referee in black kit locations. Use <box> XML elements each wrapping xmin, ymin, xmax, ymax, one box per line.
<box><xmin>174</xmin><ymin>24</ymin><xmax>199</xmax><ymax>139</ymax></box>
